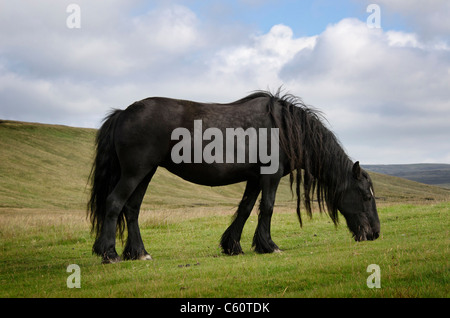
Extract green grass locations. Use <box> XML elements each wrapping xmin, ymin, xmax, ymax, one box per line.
<box><xmin>0</xmin><ymin>121</ymin><xmax>96</xmax><ymax>209</ymax></box>
<box><xmin>1</xmin><ymin>203</ymin><xmax>448</xmax><ymax>297</ymax></box>
<box><xmin>1</xmin><ymin>120</ymin><xmax>449</xmax><ymax>298</ymax></box>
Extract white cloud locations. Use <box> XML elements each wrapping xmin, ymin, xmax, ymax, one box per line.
<box><xmin>209</xmin><ymin>24</ymin><xmax>317</xmax><ymax>90</ymax></box>
<box><xmin>0</xmin><ymin>1</ymin><xmax>449</xmax><ymax>164</ymax></box>
<box><xmin>362</xmin><ymin>0</ymin><xmax>450</xmax><ymax>45</ymax></box>
<box><xmin>278</xmin><ymin>18</ymin><xmax>450</xmax><ymax>163</ymax></box>
<box><xmin>0</xmin><ymin>2</ymin><xmax>206</xmax><ymax>121</ymax></box>
<box><xmin>385</xmin><ymin>31</ymin><xmax>422</xmax><ymax>48</ymax></box>
<box><xmin>132</xmin><ymin>5</ymin><xmax>200</xmax><ymax>52</ymax></box>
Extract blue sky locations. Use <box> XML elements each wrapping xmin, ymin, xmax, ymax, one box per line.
<box><xmin>210</xmin><ymin>0</ymin><xmax>365</xmax><ymax>35</ymax></box>
<box><xmin>0</xmin><ymin>0</ymin><xmax>449</xmax><ymax>164</ymax></box>
<box><xmin>156</xmin><ymin>0</ymin><xmax>409</xmax><ymax>36</ymax></box>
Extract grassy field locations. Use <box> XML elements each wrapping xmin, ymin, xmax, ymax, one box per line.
<box><xmin>0</xmin><ymin>120</ymin><xmax>449</xmax><ymax>298</ymax></box>
<box><xmin>1</xmin><ymin>203</ymin><xmax>449</xmax><ymax>297</ymax></box>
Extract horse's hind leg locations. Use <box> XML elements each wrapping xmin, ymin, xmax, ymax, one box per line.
<box><xmin>220</xmin><ymin>179</ymin><xmax>261</xmax><ymax>255</ymax></box>
<box><xmin>93</xmin><ymin>171</ymin><xmax>148</xmax><ymax>264</ymax></box>
<box><xmin>252</xmin><ymin>174</ymin><xmax>282</xmax><ymax>254</ymax></box>
<box><xmin>122</xmin><ymin>167</ymin><xmax>157</xmax><ymax>261</ymax></box>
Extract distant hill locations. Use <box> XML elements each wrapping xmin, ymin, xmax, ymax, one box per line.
<box><xmin>363</xmin><ymin>164</ymin><xmax>450</xmax><ymax>189</ymax></box>
<box><xmin>1</xmin><ymin>120</ymin><xmax>449</xmax><ymax>212</ymax></box>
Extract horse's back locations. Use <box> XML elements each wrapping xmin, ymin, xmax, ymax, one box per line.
<box><xmin>119</xmin><ymin>95</ymin><xmax>273</xmax><ymax>134</ymax></box>
<box><xmin>112</xmin><ymin>95</ymin><xmax>277</xmax><ymax>185</ymax></box>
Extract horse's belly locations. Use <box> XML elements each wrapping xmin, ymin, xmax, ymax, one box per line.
<box><xmin>162</xmin><ymin>162</ymin><xmax>259</xmax><ymax>186</ymax></box>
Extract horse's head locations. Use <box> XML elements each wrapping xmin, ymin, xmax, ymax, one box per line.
<box><xmin>338</xmin><ymin>162</ymin><xmax>380</xmax><ymax>241</ymax></box>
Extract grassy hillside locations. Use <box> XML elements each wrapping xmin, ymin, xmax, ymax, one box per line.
<box><xmin>367</xmin><ymin>171</ymin><xmax>450</xmax><ymax>204</ymax></box>
<box><xmin>0</xmin><ymin>120</ymin><xmax>96</xmax><ymax>210</ymax></box>
<box><xmin>364</xmin><ymin>164</ymin><xmax>450</xmax><ymax>189</ymax></box>
<box><xmin>0</xmin><ymin>120</ymin><xmax>246</xmax><ymax>211</ymax></box>
<box><xmin>1</xmin><ymin>120</ymin><xmax>449</xmax><ymax>213</ymax></box>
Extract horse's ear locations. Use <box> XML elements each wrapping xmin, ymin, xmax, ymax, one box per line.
<box><xmin>352</xmin><ymin>161</ymin><xmax>361</xmax><ymax>179</ymax></box>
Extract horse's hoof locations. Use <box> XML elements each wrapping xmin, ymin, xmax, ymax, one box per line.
<box><xmin>139</xmin><ymin>254</ymin><xmax>153</xmax><ymax>261</ymax></box>
<box><xmin>102</xmin><ymin>256</ymin><xmax>121</xmax><ymax>264</ymax></box>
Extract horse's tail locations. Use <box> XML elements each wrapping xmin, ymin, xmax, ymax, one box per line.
<box><xmin>87</xmin><ymin>109</ymin><xmax>125</xmax><ymax>241</ymax></box>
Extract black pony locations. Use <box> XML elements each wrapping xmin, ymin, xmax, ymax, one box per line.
<box><xmin>88</xmin><ymin>90</ymin><xmax>380</xmax><ymax>263</ymax></box>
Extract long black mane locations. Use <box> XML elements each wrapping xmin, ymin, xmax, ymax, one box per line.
<box><xmin>248</xmin><ymin>90</ymin><xmax>353</xmax><ymax>225</ymax></box>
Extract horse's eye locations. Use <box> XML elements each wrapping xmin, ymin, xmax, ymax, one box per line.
<box><xmin>362</xmin><ymin>187</ymin><xmax>374</xmax><ymax>201</ymax></box>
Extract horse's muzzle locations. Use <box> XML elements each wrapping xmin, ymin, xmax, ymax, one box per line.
<box><xmin>354</xmin><ymin>229</ymin><xmax>380</xmax><ymax>242</ymax></box>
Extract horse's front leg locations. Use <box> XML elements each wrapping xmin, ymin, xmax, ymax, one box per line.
<box><xmin>220</xmin><ymin>178</ymin><xmax>260</xmax><ymax>255</ymax></box>
<box><xmin>252</xmin><ymin>174</ymin><xmax>282</xmax><ymax>253</ymax></box>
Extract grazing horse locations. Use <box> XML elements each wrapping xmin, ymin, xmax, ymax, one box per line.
<box><xmin>88</xmin><ymin>90</ymin><xmax>380</xmax><ymax>264</ymax></box>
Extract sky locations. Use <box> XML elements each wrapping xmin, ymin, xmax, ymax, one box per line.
<box><xmin>0</xmin><ymin>0</ymin><xmax>449</xmax><ymax>164</ymax></box>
